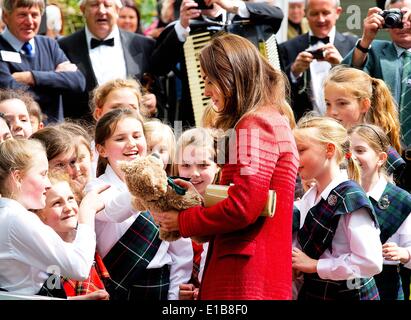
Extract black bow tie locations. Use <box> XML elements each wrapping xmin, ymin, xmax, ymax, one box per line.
<box><xmin>309</xmin><ymin>35</ymin><xmax>330</xmax><ymax>45</ymax></box>
<box><xmin>90</xmin><ymin>37</ymin><xmax>114</xmax><ymax>49</ymax></box>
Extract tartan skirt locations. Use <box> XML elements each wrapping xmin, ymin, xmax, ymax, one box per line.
<box><xmin>105</xmin><ymin>264</ymin><xmax>170</xmax><ymax>301</ymax></box>
<box><xmin>374</xmin><ymin>264</ymin><xmax>404</xmax><ymax>300</ymax></box>
<box><xmin>298</xmin><ymin>274</ymin><xmax>380</xmax><ymax>300</ymax></box>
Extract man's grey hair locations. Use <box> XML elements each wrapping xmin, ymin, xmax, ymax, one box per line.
<box><xmin>307</xmin><ymin>0</ymin><xmax>341</xmax><ymax>8</ymax></box>
<box><xmin>1</xmin><ymin>0</ymin><xmax>45</xmax><ymax>14</ymax></box>
<box><xmin>78</xmin><ymin>0</ymin><xmax>123</xmax><ymax>8</ymax></box>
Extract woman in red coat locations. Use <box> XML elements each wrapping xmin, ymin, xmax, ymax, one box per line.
<box><xmin>153</xmin><ymin>33</ymin><xmax>299</xmax><ymax>300</ymax></box>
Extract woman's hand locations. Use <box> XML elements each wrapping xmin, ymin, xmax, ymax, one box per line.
<box><xmin>292</xmin><ymin>247</ymin><xmax>318</xmax><ymax>273</ymax></box>
<box><xmin>173</xmin><ymin>178</ymin><xmax>199</xmax><ymax>193</ymax></box>
<box><xmin>151</xmin><ymin>209</ymin><xmax>180</xmax><ymax>232</ymax></box>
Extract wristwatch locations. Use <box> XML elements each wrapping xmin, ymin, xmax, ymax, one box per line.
<box><xmin>356</xmin><ymin>39</ymin><xmax>371</xmax><ymax>53</ymax></box>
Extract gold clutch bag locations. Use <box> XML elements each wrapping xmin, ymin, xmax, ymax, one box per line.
<box><xmin>203</xmin><ymin>184</ymin><xmax>276</xmax><ymax>217</ymax></box>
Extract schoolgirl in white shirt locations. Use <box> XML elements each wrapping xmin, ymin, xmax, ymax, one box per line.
<box><xmin>85</xmin><ymin>108</ymin><xmax>192</xmax><ymax>300</ymax></box>
<box><xmin>292</xmin><ymin>115</ymin><xmax>383</xmax><ymax>300</ymax></box>
<box><xmin>349</xmin><ymin>124</ymin><xmax>411</xmax><ymax>300</ymax></box>
<box><xmin>0</xmin><ymin>139</ymin><xmax>105</xmax><ymax>296</ymax></box>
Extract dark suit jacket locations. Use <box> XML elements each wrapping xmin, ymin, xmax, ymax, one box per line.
<box><xmin>58</xmin><ymin>29</ymin><xmax>155</xmax><ymax>120</ymax></box>
<box><xmin>279</xmin><ymin>32</ymin><xmax>357</xmax><ymax>120</ymax></box>
<box><xmin>0</xmin><ymin>35</ymin><xmax>86</xmax><ymax>123</ymax></box>
<box><xmin>150</xmin><ymin>3</ymin><xmax>284</xmax><ymax>127</ymax></box>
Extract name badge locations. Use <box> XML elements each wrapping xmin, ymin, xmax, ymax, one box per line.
<box><xmin>0</xmin><ymin>50</ymin><xmax>22</xmax><ymax>63</ymax></box>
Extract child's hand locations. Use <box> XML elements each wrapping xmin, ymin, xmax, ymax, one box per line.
<box><xmin>292</xmin><ymin>247</ymin><xmax>318</xmax><ymax>273</ymax></box>
<box><xmin>80</xmin><ymin>184</ymin><xmax>110</xmax><ymax>213</ymax></box>
<box><xmin>78</xmin><ymin>184</ymin><xmax>110</xmax><ymax>225</ymax></box>
<box><xmin>179</xmin><ymin>283</ymin><xmax>197</xmax><ymax>300</ymax></box>
<box><xmin>68</xmin><ymin>289</ymin><xmax>110</xmax><ymax>300</ymax></box>
<box><xmin>382</xmin><ymin>242</ymin><xmax>411</xmax><ymax>263</ymax></box>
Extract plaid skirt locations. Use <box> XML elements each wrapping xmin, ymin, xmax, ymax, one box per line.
<box><xmin>105</xmin><ymin>264</ymin><xmax>170</xmax><ymax>301</ymax></box>
<box><xmin>374</xmin><ymin>264</ymin><xmax>404</xmax><ymax>300</ymax></box>
<box><xmin>37</xmin><ymin>274</ymin><xmax>67</xmax><ymax>299</ymax></box>
<box><xmin>298</xmin><ymin>274</ymin><xmax>380</xmax><ymax>300</ymax></box>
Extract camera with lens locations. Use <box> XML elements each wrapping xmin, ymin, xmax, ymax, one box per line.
<box><xmin>378</xmin><ymin>9</ymin><xmax>403</xmax><ymax>29</ymax></box>
<box><xmin>194</xmin><ymin>0</ymin><xmax>213</xmax><ymax>9</ymax></box>
<box><xmin>306</xmin><ymin>48</ymin><xmax>324</xmax><ymax>60</ymax></box>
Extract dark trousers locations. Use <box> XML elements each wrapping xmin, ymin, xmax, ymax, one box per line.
<box><xmin>400</xmin><ymin>265</ymin><xmax>411</xmax><ymax>300</ymax></box>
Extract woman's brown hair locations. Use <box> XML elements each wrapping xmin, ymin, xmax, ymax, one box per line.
<box><xmin>199</xmin><ymin>33</ymin><xmax>295</xmax><ymax>131</ymax></box>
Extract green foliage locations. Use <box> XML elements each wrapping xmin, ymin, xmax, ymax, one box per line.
<box><xmin>55</xmin><ymin>0</ymin><xmax>158</xmax><ymax>35</ymax></box>
<box><xmin>55</xmin><ymin>0</ymin><xmax>84</xmax><ymax>35</ymax></box>
<box><xmin>135</xmin><ymin>0</ymin><xmax>158</xmax><ymax>30</ymax></box>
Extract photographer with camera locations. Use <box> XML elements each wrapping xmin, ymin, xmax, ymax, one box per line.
<box><xmin>279</xmin><ymin>0</ymin><xmax>357</xmax><ymax>121</ymax></box>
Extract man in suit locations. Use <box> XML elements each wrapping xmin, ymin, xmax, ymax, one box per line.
<box><xmin>287</xmin><ymin>0</ymin><xmax>310</xmax><ymax>41</ymax></box>
<box><xmin>0</xmin><ymin>0</ymin><xmax>86</xmax><ymax>123</ymax></box>
<box><xmin>58</xmin><ymin>0</ymin><xmax>157</xmax><ymax>121</ymax></box>
<box><xmin>342</xmin><ymin>0</ymin><xmax>411</xmax><ymax>136</ymax></box>
<box><xmin>279</xmin><ymin>0</ymin><xmax>357</xmax><ymax>121</ymax></box>
<box><xmin>151</xmin><ymin>0</ymin><xmax>284</xmax><ymax>128</ymax></box>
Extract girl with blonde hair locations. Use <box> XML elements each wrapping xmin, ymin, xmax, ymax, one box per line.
<box><xmin>324</xmin><ymin>65</ymin><xmax>401</xmax><ymax>152</ymax></box>
<box><xmin>144</xmin><ymin>119</ymin><xmax>176</xmax><ymax>175</ymax></box>
<box><xmin>292</xmin><ymin>115</ymin><xmax>382</xmax><ymax>300</ymax></box>
<box><xmin>349</xmin><ymin>124</ymin><xmax>411</xmax><ymax>300</ymax></box>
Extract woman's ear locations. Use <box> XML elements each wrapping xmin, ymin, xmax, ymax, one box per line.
<box><xmin>325</xmin><ymin>143</ymin><xmax>335</xmax><ymax>159</ymax></box>
<box><xmin>360</xmin><ymin>98</ymin><xmax>371</xmax><ymax>114</ymax></box>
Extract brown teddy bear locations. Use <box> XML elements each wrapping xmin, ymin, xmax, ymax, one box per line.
<box><xmin>120</xmin><ymin>154</ymin><xmax>203</xmax><ymax>242</ymax></box>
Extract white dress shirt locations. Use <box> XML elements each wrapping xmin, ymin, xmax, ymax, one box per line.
<box><xmin>367</xmin><ymin>176</ymin><xmax>411</xmax><ymax>269</ymax></box>
<box><xmin>85</xmin><ymin>164</ymin><xmax>193</xmax><ymax>300</ymax></box>
<box><xmin>294</xmin><ymin>173</ymin><xmax>383</xmax><ymax>281</ymax></box>
<box><xmin>290</xmin><ymin>27</ymin><xmax>336</xmax><ymax>115</ymax></box>
<box><xmin>85</xmin><ymin>26</ymin><xmax>127</xmax><ymax>85</ymax></box>
<box><xmin>0</xmin><ymin>198</ymin><xmax>96</xmax><ymax>295</ymax></box>
<box><xmin>307</xmin><ymin>27</ymin><xmax>336</xmax><ymax>115</ymax></box>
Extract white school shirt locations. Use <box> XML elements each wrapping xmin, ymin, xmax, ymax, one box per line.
<box><xmin>367</xmin><ymin>176</ymin><xmax>411</xmax><ymax>269</ymax></box>
<box><xmin>85</xmin><ymin>165</ymin><xmax>193</xmax><ymax>300</ymax></box>
<box><xmin>294</xmin><ymin>173</ymin><xmax>383</xmax><ymax>280</ymax></box>
<box><xmin>0</xmin><ymin>198</ymin><xmax>96</xmax><ymax>295</ymax></box>
<box><xmin>198</xmin><ymin>242</ymin><xmax>209</xmax><ymax>283</ymax></box>
<box><xmin>85</xmin><ymin>26</ymin><xmax>127</xmax><ymax>86</ymax></box>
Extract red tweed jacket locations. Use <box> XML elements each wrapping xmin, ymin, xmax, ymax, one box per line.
<box><xmin>179</xmin><ymin>109</ymin><xmax>299</xmax><ymax>300</ymax></box>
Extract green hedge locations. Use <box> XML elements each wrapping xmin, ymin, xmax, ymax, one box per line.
<box><xmin>55</xmin><ymin>0</ymin><xmax>157</xmax><ymax>35</ymax></box>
